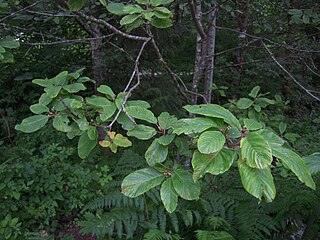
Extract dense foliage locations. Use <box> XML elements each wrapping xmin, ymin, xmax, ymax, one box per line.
<box><xmin>1</xmin><ymin>0</ymin><xmax>320</xmax><ymax>239</ymax></box>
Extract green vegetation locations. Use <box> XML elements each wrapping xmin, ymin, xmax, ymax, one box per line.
<box><xmin>1</xmin><ymin>0</ymin><xmax>320</xmax><ymax>239</ymax></box>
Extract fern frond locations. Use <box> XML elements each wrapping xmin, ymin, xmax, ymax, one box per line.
<box><xmin>195</xmin><ymin>230</ymin><xmax>234</xmax><ymax>240</ymax></box>
<box><xmin>143</xmin><ymin>229</ymin><xmax>181</xmax><ymax>240</ymax></box>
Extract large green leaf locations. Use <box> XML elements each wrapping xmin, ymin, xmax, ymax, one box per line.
<box><xmin>171</xmin><ymin>169</ymin><xmax>200</xmax><ymax>200</ymax></box>
<box><xmin>192</xmin><ymin>149</ymin><xmax>236</xmax><ymax>181</ymax></box>
<box><xmin>257</xmin><ymin>129</ymin><xmax>285</xmax><ymax>147</ymax></box>
<box><xmin>303</xmin><ymin>152</ymin><xmax>320</xmax><ymax>175</ymax></box>
<box><xmin>243</xmin><ymin>118</ymin><xmax>262</xmax><ymax>130</ymax></box>
<box><xmin>68</xmin><ymin>0</ymin><xmax>85</xmax><ymax>11</ymax></box>
<box><xmin>44</xmin><ymin>86</ymin><xmax>62</xmax><ymax>98</ymax></box>
<box><xmin>86</xmin><ymin>96</ymin><xmax>112</xmax><ymax>109</ymax></box>
<box><xmin>197</xmin><ymin>131</ymin><xmax>225</xmax><ymax>154</ymax></box>
<box><xmin>158</xmin><ymin>134</ymin><xmax>175</xmax><ymax>145</ymax></box>
<box><xmin>184</xmin><ymin>104</ymin><xmax>241</xmax><ymax>130</ymax></box>
<box><xmin>158</xmin><ymin>112</ymin><xmax>177</xmax><ymax>129</ymax></box>
<box><xmin>33</xmin><ymin>78</ymin><xmax>52</xmax><ymax>88</ymax></box>
<box><xmin>106</xmin><ymin>3</ymin><xmax>126</xmax><ymax>15</ymax></box>
<box><xmin>160</xmin><ymin>178</ymin><xmax>178</xmax><ymax>213</ymax></box>
<box><xmin>238</xmin><ymin>161</ymin><xmax>276</xmax><ymax>202</ymax></box>
<box><xmin>63</xmin><ymin>83</ymin><xmax>86</xmax><ymax>93</ymax></box>
<box><xmin>150</xmin><ymin>0</ymin><xmax>174</xmax><ymax>6</ymax></box>
<box><xmin>241</xmin><ymin>132</ymin><xmax>272</xmax><ymax>169</ymax></box>
<box><xmin>125</xmin><ymin>106</ymin><xmax>157</xmax><ymax>124</ymax></box>
<box><xmin>97</xmin><ymin>85</ymin><xmax>116</xmax><ymax>100</ymax></box>
<box><xmin>236</xmin><ymin>98</ymin><xmax>254</xmax><ymax>109</ymax></box>
<box><xmin>0</xmin><ymin>37</ymin><xmax>20</xmax><ymax>49</ymax></box>
<box><xmin>78</xmin><ymin>131</ymin><xmax>97</xmax><ymax>159</ymax></box>
<box><xmin>120</xmin><ymin>14</ymin><xmax>141</xmax><ymax>26</ymax></box>
<box><xmin>53</xmin><ymin>116</ymin><xmax>71</xmax><ymax>132</ymax></box>
<box><xmin>127</xmin><ymin>125</ymin><xmax>157</xmax><ymax>140</ymax></box>
<box><xmin>172</xmin><ymin>118</ymin><xmax>219</xmax><ymax>135</ymax></box>
<box><xmin>122</xmin><ymin>168</ymin><xmax>165</xmax><ymax>197</ymax></box>
<box><xmin>272</xmin><ymin>146</ymin><xmax>315</xmax><ymax>190</ymax></box>
<box><xmin>29</xmin><ymin>104</ymin><xmax>49</xmax><ymax>114</ymax></box>
<box><xmin>15</xmin><ymin>115</ymin><xmax>49</xmax><ymax>133</ymax></box>
<box><xmin>100</xmin><ymin>104</ymin><xmax>117</xmax><ymax>121</ymax></box>
<box><xmin>145</xmin><ymin>139</ymin><xmax>168</xmax><ymax>166</ymax></box>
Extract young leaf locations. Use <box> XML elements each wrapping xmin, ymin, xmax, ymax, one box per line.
<box><xmin>125</xmin><ymin>106</ymin><xmax>157</xmax><ymax>124</ymax></box>
<box><xmin>15</xmin><ymin>115</ymin><xmax>49</xmax><ymax>133</ymax></box>
<box><xmin>236</xmin><ymin>98</ymin><xmax>254</xmax><ymax>109</ymax></box>
<box><xmin>78</xmin><ymin>131</ymin><xmax>97</xmax><ymax>159</ymax></box>
<box><xmin>272</xmin><ymin>146</ymin><xmax>315</xmax><ymax>190</ymax></box>
<box><xmin>192</xmin><ymin>149</ymin><xmax>236</xmax><ymax>181</ymax></box>
<box><xmin>197</xmin><ymin>131</ymin><xmax>225</xmax><ymax>154</ymax></box>
<box><xmin>238</xmin><ymin>160</ymin><xmax>276</xmax><ymax>202</ymax></box>
<box><xmin>113</xmin><ymin>134</ymin><xmax>132</xmax><ymax>147</ymax></box>
<box><xmin>184</xmin><ymin>104</ymin><xmax>241</xmax><ymax>130</ymax></box>
<box><xmin>121</xmin><ymin>168</ymin><xmax>165</xmax><ymax>197</ymax></box>
<box><xmin>241</xmin><ymin>132</ymin><xmax>272</xmax><ymax>169</ymax></box>
<box><xmin>160</xmin><ymin>178</ymin><xmax>178</xmax><ymax>213</ymax></box>
<box><xmin>29</xmin><ymin>104</ymin><xmax>49</xmax><ymax>114</ymax></box>
<box><xmin>172</xmin><ymin>169</ymin><xmax>200</xmax><ymax>200</ymax></box>
<box><xmin>248</xmin><ymin>86</ymin><xmax>260</xmax><ymax>98</ymax></box>
<box><xmin>145</xmin><ymin>139</ymin><xmax>168</xmax><ymax>166</ymax></box>
<box><xmin>127</xmin><ymin>125</ymin><xmax>157</xmax><ymax>140</ymax></box>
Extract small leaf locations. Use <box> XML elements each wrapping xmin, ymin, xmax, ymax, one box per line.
<box><xmin>197</xmin><ymin>131</ymin><xmax>225</xmax><ymax>154</ymax></box>
<box><xmin>145</xmin><ymin>139</ymin><xmax>168</xmax><ymax>166</ymax></box>
<box><xmin>127</xmin><ymin>125</ymin><xmax>157</xmax><ymax>140</ymax></box>
<box><xmin>172</xmin><ymin>169</ymin><xmax>200</xmax><ymax>200</ymax></box>
<box><xmin>120</xmin><ymin>14</ymin><xmax>141</xmax><ymax>25</ymax></box>
<box><xmin>0</xmin><ymin>36</ymin><xmax>20</xmax><ymax>49</ymax></box>
<box><xmin>279</xmin><ymin>122</ymin><xmax>287</xmax><ymax>135</ymax></box>
<box><xmin>86</xmin><ymin>96</ymin><xmax>112</xmax><ymax>109</ymax></box>
<box><xmin>244</xmin><ymin>118</ymin><xmax>262</xmax><ymax>130</ymax></box>
<box><xmin>272</xmin><ymin>145</ymin><xmax>315</xmax><ymax>190</ymax></box>
<box><xmin>238</xmin><ymin>160</ymin><xmax>276</xmax><ymax>202</ymax></box>
<box><xmin>15</xmin><ymin>115</ymin><xmax>49</xmax><ymax>133</ymax></box>
<box><xmin>122</xmin><ymin>168</ymin><xmax>165</xmax><ymax>197</ymax></box>
<box><xmin>68</xmin><ymin>0</ymin><xmax>85</xmax><ymax>11</ymax></box>
<box><xmin>150</xmin><ymin>0</ymin><xmax>174</xmax><ymax>6</ymax></box>
<box><xmin>106</xmin><ymin>3</ymin><xmax>126</xmax><ymax>15</ymax></box>
<box><xmin>39</xmin><ymin>93</ymin><xmax>52</xmax><ymax>105</ymax></box>
<box><xmin>97</xmin><ymin>85</ymin><xmax>116</xmax><ymax>100</ymax></box>
<box><xmin>30</xmin><ymin>104</ymin><xmax>49</xmax><ymax>114</ymax></box>
<box><xmin>44</xmin><ymin>86</ymin><xmax>62</xmax><ymax>98</ymax></box>
<box><xmin>236</xmin><ymin>98</ymin><xmax>254</xmax><ymax>109</ymax></box>
<box><xmin>53</xmin><ymin>116</ymin><xmax>71</xmax><ymax>132</ymax></box>
<box><xmin>113</xmin><ymin>134</ymin><xmax>132</xmax><ymax>147</ymax></box>
<box><xmin>125</xmin><ymin>106</ymin><xmax>157</xmax><ymax>124</ymax></box>
<box><xmin>87</xmin><ymin>126</ymin><xmax>98</xmax><ymax>140</ymax></box>
<box><xmin>161</xmin><ymin>178</ymin><xmax>178</xmax><ymax>213</ymax></box>
<box><xmin>127</xmin><ymin>100</ymin><xmax>151</xmax><ymax>108</ymax></box>
<box><xmin>32</xmin><ymin>78</ymin><xmax>53</xmax><ymax>88</ymax></box>
<box><xmin>63</xmin><ymin>83</ymin><xmax>86</xmax><ymax>93</ymax></box>
<box><xmin>248</xmin><ymin>86</ymin><xmax>260</xmax><ymax>98</ymax></box>
<box><xmin>241</xmin><ymin>132</ymin><xmax>272</xmax><ymax>168</ymax></box>
<box><xmin>158</xmin><ymin>134</ymin><xmax>175</xmax><ymax>145</ymax></box>
<box><xmin>184</xmin><ymin>104</ymin><xmax>241</xmax><ymax>130</ymax></box>
<box><xmin>150</xmin><ymin>18</ymin><xmax>172</xmax><ymax>28</ymax></box>
<box><xmin>100</xmin><ymin>104</ymin><xmax>117</xmax><ymax>121</ymax></box>
<box><xmin>78</xmin><ymin>131</ymin><xmax>97</xmax><ymax>159</ymax></box>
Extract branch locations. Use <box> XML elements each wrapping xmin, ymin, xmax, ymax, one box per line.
<box><xmin>187</xmin><ymin>0</ymin><xmax>207</xmax><ymax>39</ymax></box>
<box><xmin>59</xmin><ymin>97</ymin><xmax>80</xmax><ymax>120</ymax></box>
<box><xmin>262</xmin><ymin>41</ymin><xmax>320</xmax><ymax>102</ymax></box>
<box><xmin>106</xmin><ymin>40</ymin><xmax>150</xmax><ymax>129</ymax></box>
<box><xmin>76</xmin><ymin>12</ymin><xmax>150</xmax><ymax>42</ymax></box>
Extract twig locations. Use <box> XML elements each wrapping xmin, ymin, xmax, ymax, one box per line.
<box><xmin>0</xmin><ymin>111</ymin><xmax>14</xmax><ymax>145</ymax></box>
<box><xmin>262</xmin><ymin>41</ymin><xmax>320</xmax><ymax>102</ymax></box>
<box><xmin>76</xmin><ymin>12</ymin><xmax>150</xmax><ymax>42</ymax></box>
<box><xmin>187</xmin><ymin>0</ymin><xmax>206</xmax><ymax>39</ymax></box>
<box><xmin>106</xmin><ymin>40</ymin><xmax>150</xmax><ymax>129</ymax></box>
<box><xmin>59</xmin><ymin>97</ymin><xmax>80</xmax><ymax>120</ymax></box>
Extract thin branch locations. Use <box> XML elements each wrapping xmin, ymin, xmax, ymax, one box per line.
<box><xmin>187</xmin><ymin>0</ymin><xmax>206</xmax><ymax>39</ymax></box>
<box><xmin>0</xmin><ymin>0</ymin><xmax>43</xmax><ymax>22</ymax></box>
<box><xmin>262</xmin><ymin>41</ymin><xmax>320</xmax><ymax>102</ymax></box>
<box><xmin>59</xmin><ymin>97</ymin><xmax>80</xmax><ymax>120</ymax></box>
<box><xmin>0</xmin><ymin>111</ymin><xmax>14</xmax><ymax>145</ymax></box>
<box><xmin>25</xmin><ymin>10</ymin><xmax>76</xmax><ymax>17</ymax></box>
<box><xmin>76</xmin><ymin>12</ymin><xmax>150</xmax><ymax>42</ymax></box>
<box><xmin>106</xmin><ymin>40</ymin><xmax>150</xmax><ymax>129</ymax></box>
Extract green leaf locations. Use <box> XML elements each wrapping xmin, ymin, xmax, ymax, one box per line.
<box><xmin>137</xmin><ymin>0</ymin><xmax>149</xmax><ymax>4</ymax></box>
<box><xmin>78</xmin><ymin>131</ymin><xmax>97</xmax><ymax>159</ymax></box>
<box><xmin>158</xmin><ymin>134</ymin><xmax>175</xmax><ymax>145</ymax></box>
<box><xmin>30</xmin><ymin>104</ymin><xmax>49</xmax><ymax>114</ymax></box>
<box><xmin>97</xmin><ymin>85</ymin><xmax>116</xmax><ymax>100</ymax></box>
<box><xmin>113</xmin><ymin>134</ymin><xmax>132</xmax><ymax>147</ymax></box>
<box><xmin>0</xmin><ymin>37</ymin><xmax>20</xmax><ymax>49</ymax></box>
<box><xmin>279</xmin><ymin>122</ymin><xmax>287</xmax><ymax>135</ymax></box>
<box><xmin>303</xmin><ymin>152</ymin><xmax>320</xmax><ymax>175</ymax></box>
<box><xmin>1</xmin><ymin>51</ymin><xmax>14</xmax><ymax>63</ymax></box>
<box><xmin>115</xmin><ymin>92</ymin><xmax>126</xmax><ymax>109</ymax></box>
<box><xmin>122</xmin><ymin>168</ymin><xmax>165</xmax><ymax>197</ymax></box>
<box><xmin>99</xmin><ymin>0</ymin><xmax>107</xmax><ymax>7</ymax></box>
<box><xmin>154</xmin><ymin>7</ymin><xmax>173</xmax><ymax>17</ymax></box>
<box><xmin>172</xmin><ymin>117</ymin><xmax>219</xmax><ymax>135</ymax></box>
<box><xmin>184</xmin><ymin>104</ymin><xmax>241</xmax><ymax>130</ymax></box>
<box><xmin>123</xmin><ymin>4</ymin><xmax>144</xmax><ymax>14</ymax></box>
<box><xmin>248</xmin><ymin>86</ymin><xmax>260</xmax><ymax>98</ymax></box>
<box><xmin>53</xmin><ymin>116</ymin><xmax>71</xmax><ymax>132</ymax></box>
<box><xmin>257</xmin><ymin>129</ymin><xmax>285</xmax><ymax>147</ymax></box>
<box><xmin>145</xmin><ymin>139</ymin><xmax>168</xmax><ymax>166</ymax></box>
<box><xmin>39</xmin><ymin>93</ymin><xmax>52</xmax><ymax>105</ymax></box>
<box><xmin>150</xmin><ymin>18</ymin><xmax>172</xmax><ymax>28</ymax></box>
<box><xmin>197</xmin><ymin>131</ymin><xmax>225</xmax><ymax>154</ymax></box>
<box><xmin>158</xmin><ymin>112</ymin><xmax>177</xmax><ymax>129</ymax></box>
<box><xmin>272</xmin><ymin>145</ymin><xmax>315</xmax><ymax>190</ymax></box>
<box><xmin>15</xmin><ymin>115</ymin><xmax>49</xmax><ymax>133</ymax></box>
<box><xmin>44</xmin><ymin>86</ymin><xmax>62</xmax><ymax>98</ymax></box>
<box><xmin>241</xmin><ymin>132</ymin><xmax>272</xmax><ymax>169</ymax></box>
<box><xmin>192</xmin><ymin>149</ymin><xmax>236</xmax><ymax>180</ymax></box>
<box><xmin>150</xmin><ymin>0</ymin><xmax>174</xmax><ymax>6</ymax></box>
<box><xmin>127</xmin><ymin>100</ymin><xmax>151</xmax><ymax>108</ymax></box>
<box><xmin>63</xmin><ymin>83</ymin><xmax>86</xmax><ymax>93</ymax></box>
<box><xmin>106</xmin><ymin>3</ymin><xmax>126</xmax><ymax>15</ymax></box>
<box><xmin>125</xmin><ymin>106</ymin><xmax>157</xmax><ymax>124</ymax></box>
<box><xmin>100</xmin><ymin>104</ymin><xmax>117</xmax><ymax>121</ymax></box>
<box><xmin>236</xmin><ymin>98</ymin><xmax>254</xmax><ymax>109</ymax></box>
<box><xmin>127</xmin><ymin>125</ymin><xmax>157</xmax><ymax>140</ymax></box>
<box><xmin>161</xmin><ymin>178</ymin><xmax>178</xmax><ymax>213</ymax></box>
<box><xmin>32</xmin><ymin>78</ymin><xmax>52</xmax><ymax>88</ymax></box>
<box><xmin>117</xmin><ymin>112</ymin><xmax>136</xmax><ymax>130</ymax></box>
<box><xmin>172</xmin><ymin>169</ymin><xmax>200</xmax><ymax>200</ymax></box>
<box><xmin>87</xmin><ymin>126</ymin><xmax>98</xmax><ymax>140</ymax></box>
<box><xmin>86</xmin><ymin>96</ymin><xmax>112</xmax><ymax>109</ymax></box>
<box><xmin>68</xmin><ymin>0</ymin><xmax>85</xmax><ymax>11</ymax></box>
<box><xmin>238</xmin><ymin>160</ymin><xmax>276</xmax><ymax>202</ymax></box>
<box><xmin>120</xmin><ymin>14</ymin><xmax>141</xmax><ymax>25</ymax></box>
<box><xmin>254</xmin><ymin>105</ymin><xmax>261</xmax><ymax>112</ymax></box>
<box><xmin>244</xmin><ymin>118</ymin><xmax>262</xmax><ymax>130</ymax></box>
<box><xmin>75</xmin><ymin>117</ymin><xmax>89</xmax><ymax>131</ymax></box>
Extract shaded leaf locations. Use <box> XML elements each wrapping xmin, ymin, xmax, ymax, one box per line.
<box><xmin>172</xmin><ymin>169</ymin><xmax>200</xmax><ymax>200</ymax></box>
<box><xmin>78</xmin><ymin>131</ymin><xmax>97</xmax><ymax>159</ymax></box>
<box><xmin>145</xmin><ymin>139</ymin><xmax>168</xmax><ymax>166</ymax></box>
<box><xmin>127</xmin><ymin>125</ymin><xmax>157</xmax><ymax>140</ymax></box>
<box><xmin>160</xmin><ymin>178</ymin><xmax>178</xmax><ymax>213</ymax></box>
